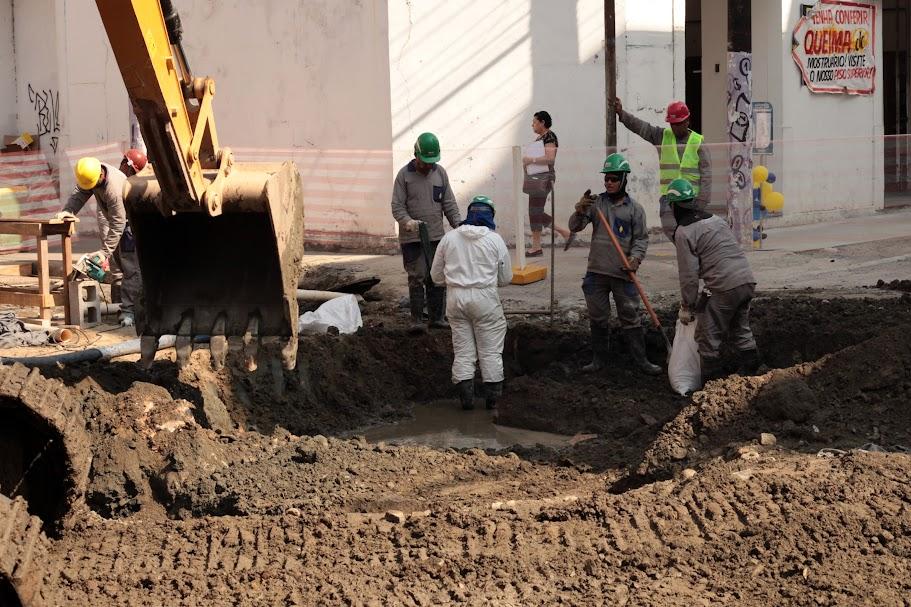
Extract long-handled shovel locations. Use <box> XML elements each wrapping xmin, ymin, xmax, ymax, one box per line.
<box><xmin>594</xmin><ymin>206</ymin><xmax>673</xmax><ymax>359</ymax></box>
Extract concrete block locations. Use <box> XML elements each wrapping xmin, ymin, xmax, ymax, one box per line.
<box><xmin>67</xmin><ymin>279</ymin><xmax>101</xmax><ymax>328</ymax></box>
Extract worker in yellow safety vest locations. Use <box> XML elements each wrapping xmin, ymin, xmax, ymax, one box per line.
<box><xmin>613</xmin><ymin>98</ymin><xmax>711</xmax><ymax>242</ymax></box>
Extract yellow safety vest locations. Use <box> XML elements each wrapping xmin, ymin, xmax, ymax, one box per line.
<box><xmin>659</xmin><ymin>129</ymin><xmax>703</xmax><ymax>195</ymax></box>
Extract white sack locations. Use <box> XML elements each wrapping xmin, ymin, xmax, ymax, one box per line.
<box><xmin>298</xmin><ymin>295</ymin><xmax>362</xmax><ymax>335</ymax></box>
<box><xmin>668</xmin><ymin>318</ymin><xmax>701</xmax><ymax>396</ymax></box>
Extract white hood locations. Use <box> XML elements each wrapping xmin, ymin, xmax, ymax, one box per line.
<box><xmin>456</xmin><ymin>224</ymin><xmax>491</xmax><ymax>240</ymax></box>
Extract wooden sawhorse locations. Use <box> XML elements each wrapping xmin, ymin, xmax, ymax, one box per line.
<box><xmin>0</xmin><ymin>218</ymin><xmax>76</xmax><ymax>326</ymax></box>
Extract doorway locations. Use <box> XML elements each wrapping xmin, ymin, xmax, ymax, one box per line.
<box><xmin>884</xmin><ymin>0</ymin><xmax>911</xmax><ymax>206</ymax></box>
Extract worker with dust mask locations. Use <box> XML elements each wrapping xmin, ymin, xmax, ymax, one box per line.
<box><xmin>569</xmin><ymin>153</ymin><xmax>662</xmax><ymax>376</ymax></box>
<box><xmin>430</xmin><ymin>196</ymin><xmax>512</xmax><ymax>411</ymax></box>
<box><xmin>613</xmin><ymin>97</ymin><xmax>711</xmax><ymax>241</ymax></box>
<box><xmin>391</xmin><ymin>132</ymin><xmax>463</xmax><ymax>333</ymax></box>
<box><xmin>54</xmin><ymin>150</ymin><xmax>146</xmax><ymax>329</ymax></box>
<box><xmin>668</xmin><ymin>178</ymin><xmax>761</xmax><ymax>381</ymax></box>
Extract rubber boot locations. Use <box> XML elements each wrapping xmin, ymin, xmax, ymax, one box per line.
<box><xmin>407</xmin><ymin>286</ymin><xmax>427</xmax><ymax>334</ymax></box>
<box><xmin>484</xmin><ymin>381</ymin><xmax>502</xmax><ymax>410</ymax></box>
<box><xmin>458</xmin><ymin>379</ymin><xmax>475</xmax><ymax>410</ymax></box>
<box><xmin>736</xmin><ymin>348</ymin><xmax>762</xmax><ymax>376</ymax></box>
<box><xmin>624</xmin><ymin>327</ymin><xmax>662</xmax><ymax>376</ymax></box>
<box><xmin>427</xmin><ymin>286</ymin><xmax>449</xmax><ymax>329</ymax></box>
<box><xmin>701</xmin><ymin>355</ymin><xmax>724</xmax><ymax>382</ymax></box>
<box><xmin>582</xmin><ymin>324</ymin><xmax>610</xmax><ymax>373</ymax></box>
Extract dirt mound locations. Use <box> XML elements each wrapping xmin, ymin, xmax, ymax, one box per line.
<box><xmin>636</xmin><ymin>322</ymin><xmax>911</xmax><ymax>478</ymax></box>
<box><xmin>873</xmin><ymin>278</ymin><xmax>911</xmax><ymax>292</ymax></box>
<box><xmin>47</xmin><ymin>450</ymin><xmax>911</xmax><ymax>605</ymax></box>
<box><xmin>0</xmin><ymin>364</ymin><xmax>91</xmax><ymax>533</ymax></box>
<box><xmin>0</xmin><ymin>494</ymin><xmax>58</xmax><ymax>606</ymax></box>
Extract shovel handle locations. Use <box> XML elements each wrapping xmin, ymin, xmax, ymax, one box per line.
<box><xmin>594</xmin><ymin>207</ymin><xmax>662</xmax><ymax>331</ymax></box>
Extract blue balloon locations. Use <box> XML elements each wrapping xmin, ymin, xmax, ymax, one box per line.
<box><xmin>766</xmin><ymin>172</ymin><xmax>777</xmax><ymax>184</ymax></box>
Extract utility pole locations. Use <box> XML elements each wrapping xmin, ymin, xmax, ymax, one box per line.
<box><xmin>605</xmin><ymin>0</ymin><xmax>617</xmax><ymax>148</ymax></box>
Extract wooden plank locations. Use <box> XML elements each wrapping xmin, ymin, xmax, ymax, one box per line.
<box><xmin>0</xmin><ymin>263</ymin><xmax>34</xmax><ymax>277</ymax></box>
<box><xmin>0</xmin><ymin>221</ymin><xmax>44</xmax><ymax>236</ymax></box>
<box><xmin>62</xmin><ymin>234</ymin><xmax>73</xmax><ymax>325</ymax></box>
<box><xmin>36</xmin><ymin>235</ymin><xmax>50</xmax><ymax>307</ymax></box>
<box><xmin>0</xmin><ymin>287</ymin><xmax>64</xmax><ymax>307</ymax></box>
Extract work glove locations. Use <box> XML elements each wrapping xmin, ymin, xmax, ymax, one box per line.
<box><xmin>54</xmin><ymin>210</ymin><xmax>78</xmax><ymax>222</ymax></box>
<box><xmin>575</xmin><ymin>189</ymin><xmax>597</xmax><ymax>214</ymax></box>
<box><xmin>678</xmin><ymin>306</ymin><xmax>694</xmax><ymax>325</ymax></box>
<box><xmin>403</xmin><ymin>219</ymin><xmax>424</xmax><ymax>233</ymax></box>
<box><xmin>626</xmin><ymin>257</ymin><xmax>641</xmax><ymax>272</ymax></box>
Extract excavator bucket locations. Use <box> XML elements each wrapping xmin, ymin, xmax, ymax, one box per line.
<box><xmin>124</xmin><ymin>161</ymin><xmax>304</xmax><ymax>370</ymax></box>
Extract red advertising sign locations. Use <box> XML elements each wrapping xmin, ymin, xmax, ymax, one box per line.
<box><xmin>792</xmin><ymin>0</ymin><xmax>876</xmax><ymax>95</ymax></box>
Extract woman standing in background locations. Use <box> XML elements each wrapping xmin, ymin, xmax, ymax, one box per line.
<box><xmin>522</xmin><ymin>110</ymin><xmax>573</xmax><ymax>256</ymax></box>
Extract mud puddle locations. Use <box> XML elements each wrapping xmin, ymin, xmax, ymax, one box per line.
<box><xmin>358</xmin><ymin>400</ymin><xmax>572</xmax><ymax>449</ymax></box>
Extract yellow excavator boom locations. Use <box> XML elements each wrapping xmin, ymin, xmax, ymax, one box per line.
<box><xmin>95</xmin><ymin>0</ymin><xmax>304</xmax><ymax>370</ymax></box>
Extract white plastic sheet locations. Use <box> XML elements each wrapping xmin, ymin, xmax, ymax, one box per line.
<box><xmin>297</xmin><ymin>295</ymin><xmax>362</xmax><ymax>335</ymax></box>
<box><xmin>668</xmin><ymin>319</ymin><xmax>701</xmax><ymax>396</ymax></box>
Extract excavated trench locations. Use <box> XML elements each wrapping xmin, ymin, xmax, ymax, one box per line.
<box><xmin>2</xmin><ymin>292</ymin><xmax>904</xmax><ymax>523</ymax></box>
<box><xmin>0</xmin><ymin>365</ymin><xmax>90</xmax><ymax>535</ymax></box>
<box><xmin>2</xmin><ymin>293</ymin><xmax>911</xmax><ymax>603</ymax></box>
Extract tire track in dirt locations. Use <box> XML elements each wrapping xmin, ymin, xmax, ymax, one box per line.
<box><xmin>47</xmin><ymin>451</ymin><xmax>911</xmax><ymax>605</ymax></box>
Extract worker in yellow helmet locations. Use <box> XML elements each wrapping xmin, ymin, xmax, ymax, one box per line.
<box><xmin>55</xmin><ymin>155</ymin><xmax>141</xmax><ymax>328</ymax></box>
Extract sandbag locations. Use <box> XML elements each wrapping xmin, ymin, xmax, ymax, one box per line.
<box><xmin>668</xmin><ymin>318</ymin><xmax>701</xmax><ymax>395</ymax></box>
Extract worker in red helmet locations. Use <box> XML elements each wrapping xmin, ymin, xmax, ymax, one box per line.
<box><xmin>97</xmin><ymin>148</ymin><xmax>147</xmax><ymax>328</ymax></box>
<box><xmin>119</xmin><ymin>148</ymin><xmax>147</xmax><ymax>177</ymax></box>
<box><xmin>613</xmin><ymin>98</ymin><xmax>711</xmax><ymax>242</ymax></box>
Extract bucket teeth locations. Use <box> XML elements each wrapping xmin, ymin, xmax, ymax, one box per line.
<box><xmin>281</xmin><ymin>335</ymin><xmax>298</xmax><ymax>370</ymax></box>
<box><xmin>243</xmin><ymin>315</ymin><xmax>260</xmax><ymax>372</ymax></box>
<box><xmin>140</xmin><ymin>335</ymin><xmax>159</xmax><ymax>369</ymax></box>
<box><xmin>210</xmin><ymin>315</ymin><xmax>228</xmax><ymax>370</ymax></box>
<box><xmin>175</xmin><ymin>315</ymin><xmax>194</xmax><ymax>369</ymax></box>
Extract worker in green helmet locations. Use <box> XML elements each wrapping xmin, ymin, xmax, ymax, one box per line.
<box><xmin>667</xmin><ymin>178</ymin><xmax>760</xmax><ymax>380</ymax></box>
<box><xmin>391</xmin><ymin>132</ymin><xmax>462</xmax><ymax>332</ymax></box>
<box><xmin>569</xmin><ymin>153</ymin><xmax>661</xmax><ymax>376</ymax></box>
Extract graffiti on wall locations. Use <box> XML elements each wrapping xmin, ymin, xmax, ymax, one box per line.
<box><xmin>27</xmin><ymin>84</ymin><xmax>61</xmax><ymax>152</ymax></box>
<box><xmin>726</xmin><ymin>52</ymin><xmax>753</xmax><ymax>247</ymax></box>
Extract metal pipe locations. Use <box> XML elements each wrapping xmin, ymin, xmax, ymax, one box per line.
<box><xmin>297</xmin><ymin>290</ymin><xmax>364</xmax><ymax>304</ymax></box>
<box><xmin>0</xmin><ymin>335</ymin><xmax>209</xmax><ymax>367</ymax></box>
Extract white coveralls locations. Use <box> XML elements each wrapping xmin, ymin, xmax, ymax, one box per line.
<box><xmin>430</xmin><ymin>225</ymin><xmax>513</xmax><ymax>383</ymax></box>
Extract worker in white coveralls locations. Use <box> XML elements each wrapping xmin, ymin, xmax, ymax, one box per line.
<box><xmin>430</xmin><ymin>196</ymin><xmax>513</xmax><ymax>411</ymax></box>
<box><xmin>667</xmin><ymin>178</ymin><xmax>762</xmax><ymax>382</ymax></box>
<box><xmin>55</xmin><ymin>154</ymin><xmax>142</xmax><ymax>329</ymax></box>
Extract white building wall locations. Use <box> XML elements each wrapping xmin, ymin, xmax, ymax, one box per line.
<box><xmin>0</xmin><ymin>0</ymin><xmax>16</xmax><ymax>135</ymax></box>
<box><xmin>387</xmin><ymin>0</ymin><xmax>613</xmax><ymax>244</ymax></box>
<box><xmin>773</xmin><ymin>0</ymin><xmax>885</xmax><ymax>225</ymax></box>
<box><xmin>614</xmin><ymin>0</ymin><xmax>685</xmax><ymax>227</ymax></box>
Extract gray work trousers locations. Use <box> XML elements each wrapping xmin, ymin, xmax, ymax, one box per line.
<box><xmin>696</xmin><ymin>283</ymin><xmax>757</xmax><ymax>359</ymax></box>
<box><xmin>111</xmin><ymin>236</ymin><xmax>141</xmax><ymax>316</ymax></box>
<box><xmin>582</xmin><ymin>272</ymin><xmax>641</xmax><ymax>330</ymax></box>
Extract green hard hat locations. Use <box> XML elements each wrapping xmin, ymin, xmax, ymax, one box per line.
<box><xmin>414</xmin><ymin>132</ymin><xmax>441</xmax><ymax>163</ymax></box>
<box><xmin>666</xmin><ymin>178</ymin><xmax>698</xmax><ymax>208</ymax></box>
<box><xmin>468</xmin><ymin>195</ymin><xmax>495</xmax><ymax>215</ymax></box>
<box><xmin>600</xmin><ymin>153</ymin><xmax>631</xmax><ymax>174</ymax></box>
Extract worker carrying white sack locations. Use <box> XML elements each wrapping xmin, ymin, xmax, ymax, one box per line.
<box><xmin>430</xmin><ymin>195</ymin><xmax>513</xmax><ymax>410</ymax></box>
<box><xmin>668</xmin><ymin>178</ymin><xmax>762</xmax><ymax>381</ymax></box>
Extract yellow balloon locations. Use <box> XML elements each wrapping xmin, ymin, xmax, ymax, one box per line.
<box><xmin>752</xmin><ymin>165</ymin><xmax>769</xmax><ymax>184</ymax></box>
<box><xmin>765</xmin><ymin>191</ymin><xmax>784</xmax><ymax>212</ymax></box>
<box><xmin>760</xmin><ymin>182</ymin><xmax>773</xmax><ymax>203</ymax></box>
<box><xmin>752</xmin><ymin>181</ymin><xmax>760</xmax><ymax>190</ymax></box>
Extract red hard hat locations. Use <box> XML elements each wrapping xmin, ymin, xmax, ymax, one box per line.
<box><xmin>665</xmin><ymin>101</ymin><xmax>691</xmax><ymax>124</ymax></box>
<box><xmin>123</xmin><ymin>148</ymin><xmax>148</xmax><ymax>172</ymax></box>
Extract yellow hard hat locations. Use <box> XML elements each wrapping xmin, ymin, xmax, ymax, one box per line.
<box><xmin>74</xmin><ymin>157</ymin><xmax>102</xmax><ymax>190</ymax></box>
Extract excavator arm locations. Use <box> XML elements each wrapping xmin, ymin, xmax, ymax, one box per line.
<box><xmin>95</xmin><ymin>0</ymin><xmax>305</xmax><ymax>370</ymax></box>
